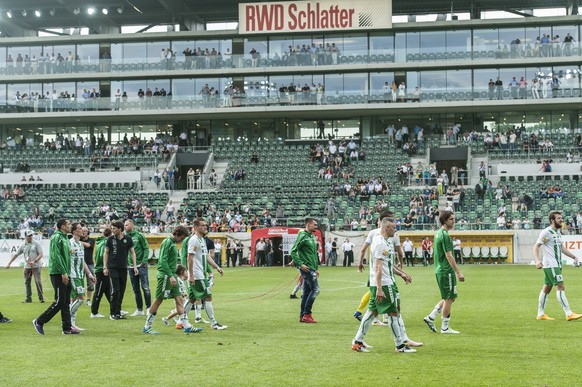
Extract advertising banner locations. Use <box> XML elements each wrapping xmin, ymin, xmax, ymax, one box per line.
<box><xmin>240</xmin><ymin>0</ymin><xmax>392</xmax><ymax>34</ymax></box>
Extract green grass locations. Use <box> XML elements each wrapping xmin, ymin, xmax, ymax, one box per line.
<box><xmin>0</xmin><ymin>265</ymin><xmax>581</xmax><ymax>386</ymax></box>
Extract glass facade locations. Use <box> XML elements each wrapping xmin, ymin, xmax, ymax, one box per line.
<box><xmin>0</xmin><ymin>18</ymin><xmax>581</xmax><ymax>142</ymax></box>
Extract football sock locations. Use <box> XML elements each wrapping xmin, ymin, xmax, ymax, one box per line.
<box><xmin>388</xmin><ymin>315</ymin><xmax>403</xmax><ymax>347</ymax></box>
<box><xmin>357</xmin><ymin>291</ymin><xmax>371</xmax><ymax>314</ymax></box>
<box><xmin>397</xmin><ymin>314</ymin><xmax>409</xmax><ymax>342</ymax></box>
<box><xmin>180</xmin><ymin>314</ymin><xmax>191</xmax><ymax>329</ymax></box>
<box><xmin>204</xmin><ymin>301</ymin><xmax>217</xmax><ymax>324</ymax></box>
<box><xmin>70</xmin><ymin>299</ymin><xmax>83</xmax><ymax>325</ymax></box>
<box><xmin>382</xmin><ymin>313</ymin><xmax>389</xmax><ymax>323</ymax></box>
<box><xmin>354</xmin><ymin>311</ymin><xmax>374</xmax><ymax>342</ymax></box>
<box><xmin>145</xmin><ymin>312</ymin><xmax>156</xmax><ymax>329</ymax></box>
<box><xmin>195</xmin><ymin>304</ymin><xmax>202</xmax><ymax>319</ymax></box>
<box><xmin>538</xmin><ymin>290</ymin><xmax>548</xmax><ymax>316</ymax></box>
<box><xmin>428</xmin><ymin>303</ymin><xmax>442</xmax><ymax>320</ymax></box>
<box><xmin>556</xmin><ymin>290</ymin><xmax>572</xmax><ymax>316</ymax></box>
<box><xmin>441</xmin><ymin>316</ymin><xmax>450</xmax><ymax>331</ymax></box>
<box><xmin>183</xmin><ymin>301</ymin><xmax>192</xmax><ymax>316</ymax></box>
<box><xmin>291</xmin><ymin>283</ymin><xmax>300</xmax><ymax>296</ymax></box>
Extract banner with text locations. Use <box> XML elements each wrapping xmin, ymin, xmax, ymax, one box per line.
<box><xmin>239</xmin><ymin>0</ymin><xmax>392</xmax><ymax>34</ymax></box>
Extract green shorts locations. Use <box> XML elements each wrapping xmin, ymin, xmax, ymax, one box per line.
<box><xmin>544</xmin><ymin>267</ymin><xmax>564</xmax><ymax>286</ymax></box>
<box><xmin>188</xmin><ymin>279</ymin><xmax>212</xmax><ymax>300</ymax></box>
<box><xmin>70</xmin><ymin>278</ymin><xmax>85</xmax><ymax>298</ymax></box>
<box><xmin>436</xmin><ymin>271</ymin><xmax>457</xmax><ymax>299</ymax></box>
<box><xmin>155</xmin><ymin>274</ymin><xmax>181</xmax><ymax>300</ymax></box>
<box><xmin>368</xmin><ymin>285</ymin><xmax>399</xmax><ymax>315</ymax></box>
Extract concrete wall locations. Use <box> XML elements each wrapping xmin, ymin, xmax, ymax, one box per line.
<box><xmin>494</xmin><ymin>162</ymin><xmax>581</xmax><ymax>176</ymax></box>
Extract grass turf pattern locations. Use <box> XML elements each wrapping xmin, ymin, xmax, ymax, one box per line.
<box><xmin>0</xmin><ymin>265</ymin><xmax>580</xmax><ymax>386</ymax></box>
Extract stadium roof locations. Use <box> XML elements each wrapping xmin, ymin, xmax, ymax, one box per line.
<box><xmin>0</xmin><ymin>0</ymin><xmax>578</xmax><ymax>33</ymax></box>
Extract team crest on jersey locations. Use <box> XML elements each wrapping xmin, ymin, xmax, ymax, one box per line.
<box><xmin>382</xmin><ymin>250</ymin><xmax>388</xmax><ymax>256</ymax></box>
<box><xmin>193</xmin><ymin>245</ymin><xmax>198</xmax><ymax>251</ymax></box>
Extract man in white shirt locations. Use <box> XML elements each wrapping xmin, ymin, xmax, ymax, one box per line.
<box><xmin>342</xmin><ymin>238</ymin><xmax>354</xmax><ymax>267</ymax></box>
<box><xmin>325</xmin><ymin>238</ymin><xmax>334</xmax><ymax>266</ymax></box>
<box><xmin>453</xmin><ymin>238</ymin><xmax>463</xmax><ymax>265</ymax></box>
<box><xmin>497</xmin><ymin>215</ymin><xmax>506</xmax><ymax>230</ymax></box>
<box><xmin>328</xmin><ymin>142</ymin><xmax>337</xmax><ymax>155</ymax></box>
<box><xmin>255</xmin><ymin>238</ymin><xmax>266</xmax><ymax>267</ymax></box>
<box><xmin>165</xmin><ymin>200</ymin><xmax>175</xmax><ymax>222</ymax></box>
<box><xmin>402</xmin><ymin>237</ymin><xmax>414</xmax><ymax>267</ymax></box>
<box><xmin>351</xmin><ymin>217</ymin><xmax>420</xmax><ymax>353</ymax></box>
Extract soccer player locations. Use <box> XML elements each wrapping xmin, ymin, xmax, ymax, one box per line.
<box><xmin>352</xmin><ymin>218</ymin><xmax>420</xmax><ymax>353</ymax></box>
<box><xmin>354</xmin><ymin>210</ymin><xmax>402</xmax><ymax>323</ymax></box>
<box><xmin>187</xmin><ymin>218</ymin><xmax>227</xmax><ymax>330</ymax></box>
<box><xmin>103</xmin><ymin>220</ymin><xmax>138</xmax><ymax>320</ymax></box>
<box><xmin>33</xmin><ymin>219</ymin><xmax>78</xmax><ymax>335</ymax></box>
<box><xmin>125</xmin><ymin>219</ymin><xmax>151</xmax><ymax>317</ymax></box>
<box><xmin>80</xmin><ymin>227</ymin><xmax>95</xmax><ymax>306</ymax></box>
<box><xmin>143</xmin><ymin>226</ymin><xmax>200</xmax><ymax>334</ymax></box>
<box><xmin>90</xmin><ymin>228</ymin><xmax>112</xmax><ymax>318</ymax></box>
<box><xmin>0</xmin><ymin>311</ymin><xmax>11</xmax><ymax>323</ymax></box>
<box><xmin>161</xmin><ymin>268</ymin><xmax>190</xmax><ymax>328</ymax></box>
<box><xmin>534</xmin><ymin>211</ymin><xmax>582</xmax><ymax>321</ymax></box>
<box><xmin>176</xmin><ymin>231</ymin><xmax>213</xmax><ymax>327</ymax></box>
<box><xmin>290</xmin><ymin>275</ymin><xmax>303</xmax><ymax>299</ymax></box>
<box><xmin>423</xmin><ymin>211</ymin><xmax>465</xmax><ymax>334</ymax></box>
<box><xmin>290</xmin><ymin>217</ymin><xmax>320</xmax><ymax>323</ymax></box>
<box><xmin>69</xmin><ymin>222</ymin><xmax>96</xmax><ymax>330</ymax></box>
<box><xmin>5</xmin><ymin>229</ymin><xmax>45</xmax><ymax>303</ymax></box>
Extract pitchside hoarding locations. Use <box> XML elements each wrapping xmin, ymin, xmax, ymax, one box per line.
<box><xmin>239</xmin><ymin>0</ymin><xmax>392</xmax><ymax>34</ymax></box>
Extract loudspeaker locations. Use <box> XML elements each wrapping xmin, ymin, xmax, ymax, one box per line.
<box><xmin>135</xmin><ymin>166</ymin><xmax>141</xmax><ymax>171</ymax></box>
<box><xmin>114</xmin><ymin>166</ymin><xmax>120</xmax><ymax>171</ymax></box>
<box><xmin>69</xmin><ymin>168</ymin><xmax>76</xmax><ymax>173</ymax></box>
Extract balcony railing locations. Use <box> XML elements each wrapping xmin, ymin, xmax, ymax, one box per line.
<box><xmin>1</xmin><ymin>86</ymin><xmax>581</xmax><ymax>115</ymax></box>
<box><xmin>1</xmin><ymin>44</ymin><xmax>581</xmax><ymax>77</ymax></box>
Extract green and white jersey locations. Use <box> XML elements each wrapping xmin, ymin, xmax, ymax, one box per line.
<box><xmin>187</xmin><ymin>235</ymin><xmax>209</xmax><ymax>280</ymax></box>
<box><xmin>536</xmin><ymin>227</ymin><xmax>563</xmax><ymax>269</ymax></box>
<box><xmin>369</xmin><ymin>233</ymin><xmax>396</xmax><ymax>286</ymax></box>
<box><xmin>70</xmin><ymin>239</ymin><xmax>85</xmax><ymax>279</ymax></box>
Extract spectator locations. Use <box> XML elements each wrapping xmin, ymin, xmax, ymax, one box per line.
<box><xmin>521</xmin><ymin>193</ymin><xmax>534</xmax><ymax>212</ymax></box>
<box><xmin>532</xmin><ymin>214</ymin><xmax>541</xmax><ymax>229</ymax></box>
<box><xmin>341</xmin><ymin>238</ymin><xmax>354</xmax><ymax>267</ymax></box>
<box><xmin>497</xmin><ymin>214</ymin><xmax>506</xmax><ymax>230</ymax></box>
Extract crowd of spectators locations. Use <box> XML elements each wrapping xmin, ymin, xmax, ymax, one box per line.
<box><xmin>385</xmin><ymin>123</ymin><xmax>426</xmax><ymax>155</ymax></box>
<box><xmin>310</xmin><ymin>139</ymin><xmax>366</xmax><ymax>180</ymax></box>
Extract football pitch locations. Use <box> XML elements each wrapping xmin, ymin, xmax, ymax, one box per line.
<box><xmin>0</xmin><ymin>264</ymin><xmax>580</xmax><ymax>386</ymax></box>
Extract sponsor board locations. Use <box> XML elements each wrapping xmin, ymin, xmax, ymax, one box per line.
<box><xmin>240</xmin><ymin>0</ymin><xmax>392</xmax><ymax>34</ymax></box>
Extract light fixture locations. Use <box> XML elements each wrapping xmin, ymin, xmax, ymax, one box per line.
<box><xmin>102</xmin><ymin>8</ymin><xmax>108</xmax><ymax>15</ymax></box>
<box><xmin>34</xmin><ymin>10</ymin><xmax>41</xmax><ymax>17</ymax></box>
<box><xmin>6</xmin><ymin>10</ymin><xmax>12</xmax><ymax>18</ymax></box>
<box><xmin>117</xmin><ymin>7</ymin><xmax>123</xmax><ymax>14</ymax></box>
<box><xmin>87</xmin><ymin>7</ymin><xmax>95</xmax><ymax>15</ymax></box>
<box><xmin>21</xmin><ymin>10</ymin><xmax>27</xmax><ymax>17</ymax></box>
<box><xmin>49</xmin><ymin>9</ymin><xmax>55</xmax><ymax>16</ymax></box>
<box><xmin>73</xmin><ymin>8</ymin><xmax>80</xmax><ymax>15</ymax></box>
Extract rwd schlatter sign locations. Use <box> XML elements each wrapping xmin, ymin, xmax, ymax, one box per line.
<box><xmin>239</xmin><ymin>0</ymin><xmax>392</xmax><ymax>34</ymax></box>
